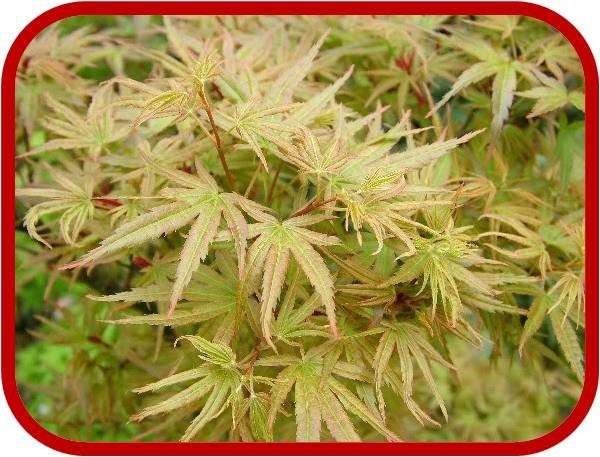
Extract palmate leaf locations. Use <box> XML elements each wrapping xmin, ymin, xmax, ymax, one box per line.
<box><xmin>256</xmin><ymin>353</ymin><xmax>400</xmax><ymax>442</ymax></box>
<box><xmin>313</xmin><ymin>107</ymin><xmax>482</xmax><ymax>189</ymax></box>
<box><xmin>282</xmin><ymin>119</ymin><xmax>352</xmax><ymax>182</ymax></box>
<box><xmin>268</xmin><ymin>32</ymin><xmax>328</xmax><ymax>106</ymax></box>
<box><xmin>232</xmin><ymin>213</ymin><xmax>340</xmax><ymax>347</ymax></box>
<box><xmin>517</xmin><ymin>80</ymin><xmax>584</xmax><ymax>118</ymax></box>
<box><xmin>286</xmin><ymin>107</ymin><xmax>481</xmax><ymax>253</ymax></box>
<box><xmin>271</xmin><ymin>271</ymin><xmax>331</xmax><ymax>346</ymax></box>
<box><xmin>100</xmin><ymin>136</ymin><xmax>201</xmax><ymax>183</ymax></box>
<box><xmin>519</xmin><ymin>292</ymin><xmax>584</xmax><ymax>382</ymax></box>
<box><xmin>20</xmin><ymin>23</ymin><xmax>101</xmax><ymax>91</ymax></box>
<box><xmin>115</xmin><ymin>46</ymin><xmax>220</xmax><ymax>138</ymax></box>
<box><xmin>63</xmin><ymin>158</ymin><xmax>271</xmax><ymax>316</ymax></box>
<box><xmin>340</xmin><ymin>192</ymin><xmax>451</xmax><ymax>256</ymax></box>
<box><xmin>291</xmin><ymin>66</ymin><xmax>354</xmax><ymax>125</ymax></box>
<box><xmin>380</xmin><ymin>231</ymin><xmax>498</xmax><ymax>326</ymax></box>
<box><xmin>373</xmin><ymin>322</ymin><xmax>453</xmax><ymax>424</ymax></box>
<box><xmin>95</xmin><ymin>255</ymin><xmax>239</xmax><ymax>327</ymax></box>
<box><xmin>429</xmin><ymin>31</ymin><xmax>538</xmax><ymax>140</ymax></box>
<box><xmin>548</xmin><ymin>270</ymin><xmax>584</xmax><ymax>326</ymax></box>
<box><xmin>131</xmin><ymin>335</ymin><xmax>248</xmax><ymax>441</ymax></box>
<box><xmin>248</xmin><ymin>394</ymin><xmax>273</xmax><ymax>441</ymax></box>
<box><xmin>214</xmin><ymin>101</ymin><xmax>298</xmax><ymax>171</ymax></box>
<box><xmin>479</xmin><ymin>213</ymin><xmax>551</xmax><ymax>279</ymax></box>
<box><xmin>112</xmin><ymin>76</ymin><xmax>197</xmax><ymax>128</ymax></box>
<box><xmin>212</xmin><ymin>32</ymin><xmax>340</xmax><ymax>172</ymax></box>
<box><xmin>16</xmin><ymin>163</ymin><xmax>96</xmax><ymax>247</ymax></box>
<box><xmin>532</xmin><ymin>33</ymin><xmax>582</xmax><ymax>79</ymax></box>
<box><xmin>19</xmin><ymin>86</ymin><xmax>129</xmax><ymax>158</ymax></box>
<box><xmin>231</xmin><ymin>390</ymin><xmax>275</xmax><ymax>442</ymax></box>
<box><xmin>549</xmin><ymin>309</ymin><xmax>584</xmax><ymax>383</ymax></box>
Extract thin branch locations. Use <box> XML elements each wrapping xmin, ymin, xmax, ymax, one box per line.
<box><xmin>198</xmin><ymin>87</ymin><xmax>235</xmax><ymax>191</ymax></box>
<box><xmin>290</xmin><ymin>196</ymin><xmax>337</xmax><ymax>218</ymax></box>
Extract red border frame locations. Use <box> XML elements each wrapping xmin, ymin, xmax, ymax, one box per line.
<box><xmin>1</xmin><ymin>2</ymin><xmax>598</xmax><ymax>455</ymax></box>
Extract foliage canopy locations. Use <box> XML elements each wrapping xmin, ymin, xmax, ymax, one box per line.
<box><xmin>15</xmin><ymin>14</ymin><xmax>585</xmax><ymax>442</ymax></box>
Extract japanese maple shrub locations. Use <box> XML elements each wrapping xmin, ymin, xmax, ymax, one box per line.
<box><xmin>15</xmin><ymin>15</ymin><xmax>584</xmax><ymax>442</ymax></box>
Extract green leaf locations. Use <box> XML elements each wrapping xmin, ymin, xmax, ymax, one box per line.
<box><xmin>249</xmin><ymin>396</ymin><xmax>273</xmax><ymax>441</ymax></box>
<box><xmin>549</xmin><ymin>310</ymin><xmax>584</xmax><ymax>382</ymax></box>
<box><xmin>132</xmin><ymin>367</ymin><xmax>210</xmax><ymax>393</ymax></box>
<box><xmin>429</xmin><ymin>61</ymin><xmax>500</xmax><ymax>116</ymax></box>
<box><xmin>321</xmin><ymin>388</ymin><xmax>361</xmax><ymax>442</ymax></box>
<box><xmin>106</xmin><ymin>305</ymin><xmax>232</xmax><ymax>327</ymax></box>
<box><xmin>490</xmin><ymin>63</ymin><xmax>517</xmax><ymax>140</ymax></box>
<box><xmin>132</xmin><ymin>376</ymin><xmax>214</xmax><ymax>421</ymax></box>
<box><xmin>169</xmin><ymin>198</ymin><xmax>222</xmax><ymax>315</ymax></box>
<box><xmin>327</xmin><ymin>377</ymin><xmax>400</xmax><ymax>442</ymax></box>
<box><xmin>519</xmin><ymin>295</ymin><xmax>552</xmax><ymax>355</ymax></box>
<box><xmin>181</xmin><ymin>381</ymin><xmax>232</xmax><ymax>442</ymax></box>
<box><xmin>295</xmin><ymin>370</ymin><xmax>321</xmax><ymax>441</ymax></box>
<box><xmin>176</xmin><ymin>335</ymin><xmax>236</xmax><ymax>366</ymax></box>
<box><xmin>555</xmin><ymin>121</ymin><xmax>584</xmax><ymax>191</ymax></box>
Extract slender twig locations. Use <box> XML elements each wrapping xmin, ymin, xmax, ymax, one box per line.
<box><xmin>290</xmin><ymin>196</ymin><xmax>337</xmax><ymax>218</ymax></box>
<box><xmin>198</xmin><ymin>87</ymin><xmax>235</xmax><ymax>191</ymax></box>
<box><xmin>240</xmin><ymin>345</ymin><xmax>261</xmax><ymax>374</ymax></box>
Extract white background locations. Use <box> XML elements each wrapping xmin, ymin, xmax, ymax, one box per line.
<box><xmin>0</xmin><ymin>1</ymin><xmax>598</xmax><ymax>456</ymax></box>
